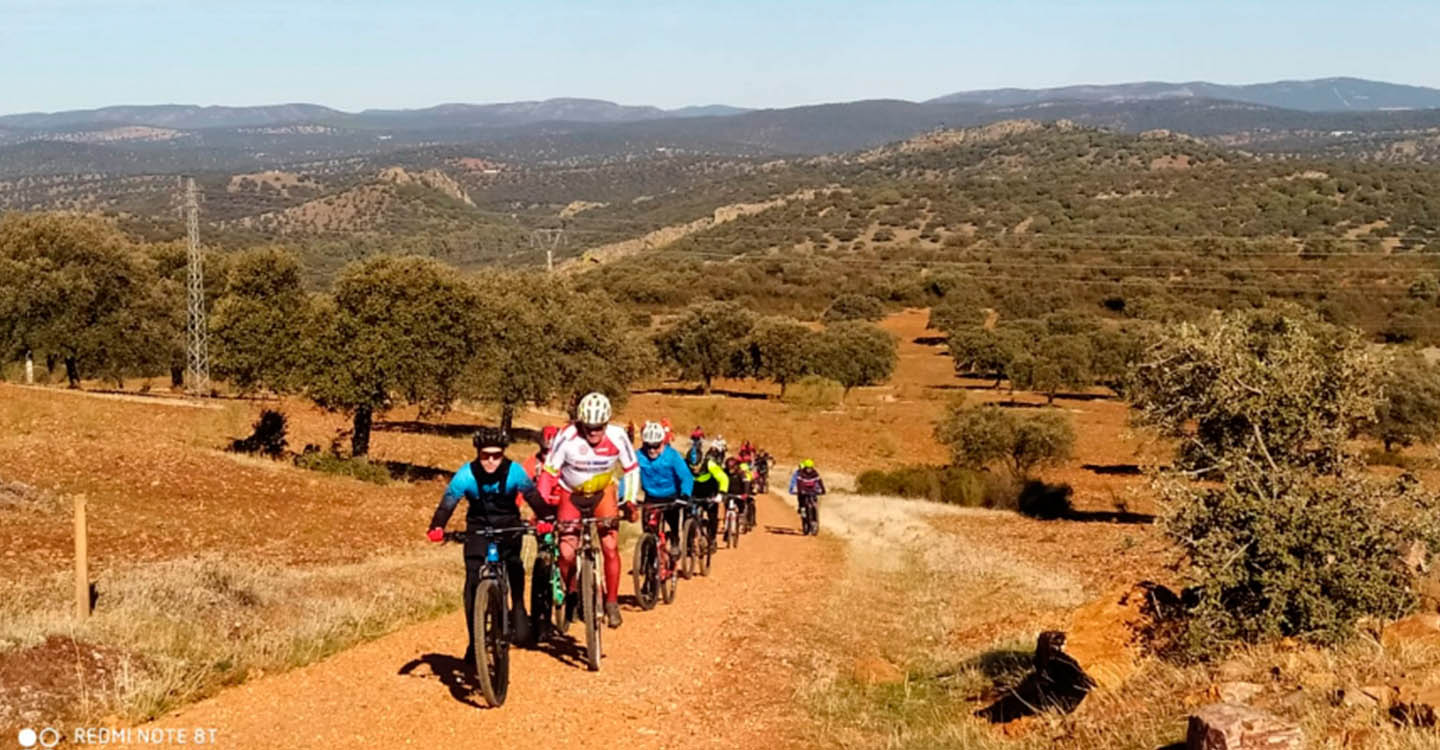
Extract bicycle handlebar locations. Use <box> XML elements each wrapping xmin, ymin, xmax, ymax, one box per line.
<box><xmin>442</xmin><ymin>524</ymin><xmax>532</xmax><ymax>544</ymax></box>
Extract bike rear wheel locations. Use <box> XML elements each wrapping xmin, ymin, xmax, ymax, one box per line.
<box><xmin>633</xmin><ymin>533</ymin><xmax>659</xmax><ymax>611</ymax></box>
<box><xmin>726</xmin><ymin>510</ymin><xmax>740</xmax><ymax>549</ymax></box>
<box><xmin>473</xmin><ymin>579</ymin><xmax>510</xmax><ymax>707</ymax></box>
<box><xmin>581</xmin><ymin>553</ymin><xmax>602</xmax><ymax>672</ymax></box>
<box><xmin>702</xmin><ymin>522</ymin><xmax>714</xmax><ymax>574</ymax></box>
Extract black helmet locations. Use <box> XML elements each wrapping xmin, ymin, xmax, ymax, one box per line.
<box><xmin>472</xmin><ymin>427</ymin><xmax>510</xmax><ymax>451</ymax></box>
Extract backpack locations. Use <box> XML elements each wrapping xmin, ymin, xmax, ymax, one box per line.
<box><xmin>795</xmin><ymin>472</ymin><xmax>822</xmax><ymax>495</ymax></box>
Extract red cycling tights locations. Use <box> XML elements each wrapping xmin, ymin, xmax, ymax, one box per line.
<box><xmin>554</xmin><ymin>486</ymin><xmax>621</xmax><ymax>604</ymax></box>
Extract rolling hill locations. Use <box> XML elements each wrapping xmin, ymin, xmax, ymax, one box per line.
<box><xmin>930</xmin><ymin>77</ymin><xmax>1440</xmax><ymax>112</ymax></box>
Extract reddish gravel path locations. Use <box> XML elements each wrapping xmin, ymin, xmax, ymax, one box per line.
<box><xmin>126</xmin><ymin>493</ymin><xmax>835</xmax><ymax>749</ymax></box>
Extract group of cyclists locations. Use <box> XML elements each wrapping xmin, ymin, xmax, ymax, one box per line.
<box><xmin>425</xmin><ymin>391</ymin><xmax>827</xmax><ymax>688</ymax></box>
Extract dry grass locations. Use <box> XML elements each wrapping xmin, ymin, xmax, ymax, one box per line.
<box><xmin>793</xmin><ymin>492</ymin><xmax>1440</xmax><ymax>749</ymax></box>
<box><xmin>0</xmin><ymin>549</ymin><xmax>464</xmax><ymax>730</ymax></box>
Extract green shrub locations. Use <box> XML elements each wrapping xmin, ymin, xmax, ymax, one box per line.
<box><xmin>821</xmin><ymin>294</ymin><xmax>885</xmax><ymax>323</ymax></box>
<box><xmin>855</xmin><ymin>464</ymin><xmax>1011</xmax><ymax>508</ymax></box>
<box><xmin>228</xmin><ymin>410</ymin><xmax>289</xmax><ymax>459</ymax></box>
<box><xmin>1161</xmin><ymin>464</ymin><xmax>1440</xmax><ymax>660</ymax></box>
<box><xmin>782</xmin><ymin>374</ymin><xmax>845</xmax><ymax>410</ymax></box>
<box><xmin>933</xmin><ymin>404</ymin><xmax>1075</xmax><ymax>479</ymax></box>
<box><xmin>294</xmin><ymin>448</ymin><xmax>390</xmax><ymax>485</ymax></box>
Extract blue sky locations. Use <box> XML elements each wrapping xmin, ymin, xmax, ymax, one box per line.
<box><xmin>3</xmin><ymin>0</ymin><xmax>1438</xmax><ymax>115</ymax></box>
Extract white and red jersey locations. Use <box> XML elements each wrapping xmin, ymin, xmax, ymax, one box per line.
<box><xmin>543</xmin><ymin>423</ymin><xmax>639</xmax><ymax>500</ymax></box>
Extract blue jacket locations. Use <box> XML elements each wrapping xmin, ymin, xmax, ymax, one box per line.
<box><xmin>637</xmin><ymin>444</ymin><xmax>695</xmax><ymax>500</ymax></box>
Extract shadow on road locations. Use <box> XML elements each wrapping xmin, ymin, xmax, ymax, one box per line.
<box><xmin>1081</xmin><ymin>463</ymin><xmax>1144</xmax><ymax>476</ymax></box>
<box><xmin>532</xmin><ymin>633</ymin><xmax>591</xmax><ymax>670</ymax></box>
<box><xmin>1064</xmin><ymin>510</ymin><xmax>1157</xmax><ymax>525</ymax></box>
<box><xmin>764</xmin><ymin>525</ymin><xmax>805</xmax><ymax>536</ymax></box>
<box><xmin>396</xmin><ymin>652</ymin><xmax>484</xmax><ymax>709</ymax></box>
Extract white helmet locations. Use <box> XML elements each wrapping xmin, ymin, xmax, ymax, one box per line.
<box><xmin>641</xmin><ymin>421</ymin><xmax>666</xmax><ymax>446</ymax></box>
<box><xmin>576</xmin><ymin>392</ymin><xmax>612</xmax><ymax>427</ymax></box>
<box><xmin>710</xmin><ymin>436</ymin><xmax>727</xmax><ymax>454</ymax></box>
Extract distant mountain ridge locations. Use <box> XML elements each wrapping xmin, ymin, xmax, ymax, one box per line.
<box><xmin>929</xmin><ymin>77</ymin><xmax>1440</xmax><ymax>112</ymax></box>
<box><xmin>6</xmin><ymin>77</ymin><xmax>1438</xmax><ymax>133</ymax></box>
<box><xmin>0</xmin><ymin>98</ymin><xmax>755</xmax><ymax>131</ymax></box>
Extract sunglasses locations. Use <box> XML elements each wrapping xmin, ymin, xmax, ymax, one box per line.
<box><xmin>478</xmin><ymin>449</ymin><xmax>505</xmax><ymax>460</ymax></box>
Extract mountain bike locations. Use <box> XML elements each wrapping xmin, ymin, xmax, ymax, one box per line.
<box><xmin>682</xmin><ymin>497</ymin><xmax>711</xmax><ymax>578</ymax></box>
<box><xmin>444</xmin><ymin>524</ymin><xmax>531</xmax><ymax>707</ymax></box>
<box><xmin>633</xmin><ymin>500</ymin><xmax>682</xmax><ymax>610</ymax></box>
<box><xmin>799</xmin><ymin>493</ymin><xmax>820</xmax><ymax>536</ymax></box>
<box><xmin>559</xmin><ymin>515</ymin><xmax>608</xmax><ymax>672</ymax></box>
<box><xmin>529</xmin><ymin>519</ymin><xmax>565</xmax><ymax>640</ymax></box>
<box><xmin>722</xmin><ymin>494</ymin><xmax>741</xmax><ymax>549</ymax></box>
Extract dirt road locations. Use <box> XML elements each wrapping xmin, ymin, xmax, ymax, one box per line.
<box><xmin>124</xmin><ymin>493</ymin><xmax>835</xmax><ymax>749</ymax></box>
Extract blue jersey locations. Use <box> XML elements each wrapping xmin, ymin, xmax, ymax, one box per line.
<box><xmin>431</xmin><ymin>459</ymin><xmax>536</xmax><ymax>529</ymax></box>
<box><xmin>637</xmin><ymin>444</ymin><xmax>695</xmax><ymax>500</ymax></box>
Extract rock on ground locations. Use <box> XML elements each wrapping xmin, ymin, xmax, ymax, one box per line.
<box><xmin>1186</xmin><ymin>702</ymin><xmax>1302</xmax><ymax>750</ymax></box>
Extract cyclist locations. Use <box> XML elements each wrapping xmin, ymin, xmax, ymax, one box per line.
<box><xmin>427</xmin><ymin>427</ymin><xmax>546</xmax><ymax>657</ymax></box>
<box><xmin>738</xmin><ymin>440</ymin><xmax>755</xmax><ymax>465</ymax></box>
<box><xmin>537</xmin><ymin>393</ymin><xmax>639</xmax><ymax>629</ymax></box>
<box><xmin>724</xmin><ymin>457</ymin><xmax>753</xmax><ymax>530</ymax></box>
<box><xmin>753</xmin><ymin>449</ymin><xmax>771</xmax><ymax>493</ymax></box>
<box><xmin>710</xmin><ymin>435</ymin><xmax>728</xmax><ymax>463</ymax></box>
<box><xmin>789</xmin><ymin>459</ymin><xmax>827</xmax><ymax>530</ymax></box>
<box><xmin>690</xmin><ymin>442</ymin><xmax>730</xmax><ymax>543</ymax></box>
<box><xmin>522</xmin><ymin>425</ymin><xmax>560</xmax><ymax>486</ymax></box>
<box><xmin>685</xmin><ymin>427</ymin><xmax>706</xmax><ymax>473</ymax></box>
<box><xmin>636</xmin><ymin>421</ymin><xmax>694</xmax><ymax>557</ymax></box>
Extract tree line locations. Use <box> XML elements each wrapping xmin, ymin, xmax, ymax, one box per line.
<box><xmin>0</xmin><ymin>213</ymin><xmax>901</xmax><ymax>456</ymax></box>
<box><xmin>654</xmin><ymin>299</ymin><xmax>897</xmax><ymax>398</ymax></box>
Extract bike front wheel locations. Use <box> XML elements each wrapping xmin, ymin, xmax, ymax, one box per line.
<box><xmin>530</xmin><ymin>557</ymin><xmax>553</xmax><ymax>642</ymax></box>
<box><xmin>581</xmin><ymin>553</ymin><xmax>602</xmax><ymax>672</ymax></box>
<box><xmin>473</xmin><ymin>579</ymin><xmax>510</xmax><ymax>707</ymax></box>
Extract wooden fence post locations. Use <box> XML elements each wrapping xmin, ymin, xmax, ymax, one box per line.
<box><xmin>74</xmin><ymin>494</ymin><xmax>89</xmax><ymax>619</ymax></box>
